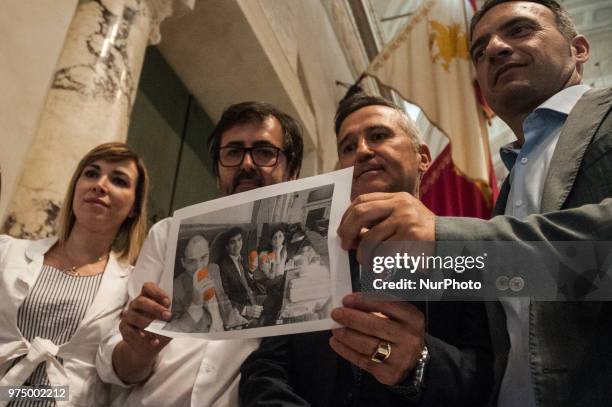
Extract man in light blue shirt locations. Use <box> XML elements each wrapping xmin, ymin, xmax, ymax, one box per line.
<box><xmin>337</xmin><ymin>1</ymin><xmax>612</xmax><ymax>406</ymax></box>
<box><xmin>496</xmin><ymin>84</ymin><xmax>590</xmax><ymax>407</ymax></box>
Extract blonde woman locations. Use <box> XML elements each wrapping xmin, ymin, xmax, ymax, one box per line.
<box><xmin>0</xmin><ymin>142</ymin><xmax>149</xmax><ymax>407</ymax></box>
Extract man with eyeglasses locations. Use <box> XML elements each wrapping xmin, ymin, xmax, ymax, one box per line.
<box><xmin>96</xmin><ymin>101</ymin><xmax>303</xmax><ymax>406</ymax></box>
<box><xmin>210</xmin><ymin>101</ymin><xmax>302</xmax><ymax>195</ymax></box>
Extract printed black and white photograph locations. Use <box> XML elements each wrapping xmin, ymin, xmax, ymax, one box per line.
<box><xmin>147</xmin><ymin>168</ymin><xmax>353</xmax><ymax>340</ymax></box>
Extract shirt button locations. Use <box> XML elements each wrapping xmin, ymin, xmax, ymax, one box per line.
<box><xmin>520</xmin><ymin>157</ymin><xmax>529</xmax><ymax>164</ymax></box>
<box><xmin>515</xmin><ymin>200</ymin><xmax>523</xmax><ymax>207</ymax></box>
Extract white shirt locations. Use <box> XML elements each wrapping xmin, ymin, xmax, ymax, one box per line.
<box><xmin>0</xmin><ymin>235</ymin><xmax>131</xmax><ymax>407</ymax></box>
<box><xmin>497</xmin><ymin>84</ymin><xmax>590</xmax><ymax>407</ymax></box>
<box><xmin>230</xmin><ymin>253</ymin><xmax>248</xmax><ymax>284</ymax></box>
<box><xmin>96</xmin><ymin>219</ymin><xmax>260</xmax><ymax>407</ymax></box>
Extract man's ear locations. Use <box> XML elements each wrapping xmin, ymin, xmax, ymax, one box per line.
<box><xmin>571</xmin><ymin>35</ymin><xmax>590</xmax><ymax>73</ymax></box>
<box><xmin>417</xmin><ymin>144</ymin><xmax>432</xmax><ymax>174</ymax></box>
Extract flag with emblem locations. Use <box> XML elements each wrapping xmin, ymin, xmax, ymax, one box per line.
<box><xmin>366</xmin><ymin>0</ymin><xmax>497</xmax><ymax>218</ymax></box>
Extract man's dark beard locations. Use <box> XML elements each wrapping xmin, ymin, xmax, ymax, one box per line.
<box><xmin>232</xmin><ymin>169</ymin><xmax>263</xmax><ymax>192</ymax></box>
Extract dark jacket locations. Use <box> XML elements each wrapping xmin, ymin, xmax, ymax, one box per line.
<box><xmin>239</xmin><ymin>253</ymin><xmax>493</xmax><ymax>406</ymax></box>
<box><xmin>219</xmin><ymin>255</ymin><xmax>257</xmax><ymax>314</ymax></box>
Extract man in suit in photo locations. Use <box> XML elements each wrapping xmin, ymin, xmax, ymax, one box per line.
<box><xmin>332</xmin><ymin>1</ymin><xmax>612</xmax><ymax>406</ymax></box>
<box><xmin>218</xmin><ymin>226</ymin><xmax>263</xmax><ymax>324</ymax></box>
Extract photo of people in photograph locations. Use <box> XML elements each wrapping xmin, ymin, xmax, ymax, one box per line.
<box><xmin>160</xmin><ymin>184</ymin><xmax>334</xmax><ymax>334</ymax></box>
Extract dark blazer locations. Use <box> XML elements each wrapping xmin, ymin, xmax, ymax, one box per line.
<box><xmin>219</xmin><ymin>255</ymin><xmax>257</xmax><ymax>313</ymax></box>
<box><xmin>436</xmin><ymin>87</ymin><xmax>612</xmax><ymax>407</ymax></box>
<box><xmin>239</xmin><ymin>253</ymin><xmax>493</xmax><ymax>406</ymax></box>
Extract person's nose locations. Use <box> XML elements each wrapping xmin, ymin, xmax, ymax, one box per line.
<box><xmin>485</xmin><ymin>34</ymin><xmax>513</xmax><ymax>61</ymax></box>
<box><xmin>355</xmin><ymin>137</ymin><xmax>375</xmax><ymax>163</ymax></box>
<box><xmin>92</xmin><ymin>175</ymin><xmax>109</xmax><ymax>194</ymax></box>
<box><xmin>240</xmin><ymin>149</ymin><xmax>256</xmax><ymax>171</ymax></box>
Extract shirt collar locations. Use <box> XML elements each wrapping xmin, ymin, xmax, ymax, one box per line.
<box><xmin>499</xmin><ymin>85</ymin><xmax>590</xmax><ymax>172</ymax></box>
<box><xmin>25</xmin><ymin>237</ymin><xmax>58</xmax><ymax>261</ymax></box>
<box><xmin>535</xmin><ymin>84</ymin><xmax>590</xmax><ymax>115</ymax></box>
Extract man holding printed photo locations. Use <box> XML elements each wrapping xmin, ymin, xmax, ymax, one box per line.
<box><xmin>96</xmin><ymin>101</ymin><xmax>303</xmax><ymax>406</ymax></box>
<box><xmin>240</xmin><ymin>94</ymin><xmax>493</xmax><ymax>406</ymax></box>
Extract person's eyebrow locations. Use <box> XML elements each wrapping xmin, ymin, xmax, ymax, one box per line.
<box><xmin>85</xmin><ymin>163</ymin><xmax>134</xmax><ymax>181</ymax></box>
<box><xmin>221</xmin><ymin>141</ymin><xmax>246</xmax><ymax>147</ymax></box>
<box><xmin>337</xmin><ymin>132</ymin><xmax>354</xmax><ymax>149</ymax></box>
<box><xmin>252</xmin><ymin>140</ymin><xmax>281</xmax><ymax>148</ymax></box>
<box><xmin>337</xmin><ymin>125</ymin><xmax>393</xmax><ymax>149</ymax></box>
<box><xmin>111</xmin><ymin>169</ymin><xmax>134</xmax><ymax>180</ymax></box>
<box><xmin>221</xmin><ymin>140</ymin><xmax>281</xmax><ymax>148</ymax></box>
<box><xmin>469</xmin><ymin>33</ymin><xmax>489</xmax><ymax>59</ymax></box>
<box><xmin>469</xmin><ymin>17</ymin><xmax>537</xmax><ymax>58</ymax></box>
<box><xmin>365</xmin><ymin>125</ymin><xmax>392</xmax><ymax>134</ymax></box>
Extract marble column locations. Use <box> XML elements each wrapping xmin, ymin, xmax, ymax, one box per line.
<box><xmin>3</xmin><ymin>0</ymin><xmax>193</xmax><ymax>238</ymax></box>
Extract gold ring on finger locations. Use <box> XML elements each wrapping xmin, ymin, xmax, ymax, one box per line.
<box><xmin>370</xmin><ymin>340</ymin><xmax>392</xmax><ymax>363</ymax></box>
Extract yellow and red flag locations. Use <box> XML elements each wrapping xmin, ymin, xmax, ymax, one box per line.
<box><xmin>366</xmin><ymin>0</ymin><xmax>497</xmax><ymax>218</ymax></box>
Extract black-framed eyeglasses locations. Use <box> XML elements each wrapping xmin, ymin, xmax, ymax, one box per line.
<box><xmin>218</xmin><ymin>146</ymin><xmax>284</xmax><ymax>167</ymax></box>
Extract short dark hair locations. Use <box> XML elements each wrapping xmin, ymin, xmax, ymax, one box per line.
<box><xmin>334</xmin><ymin>93</ymin><xmax>421</xmax><ymax>146</ymax></box>
<box><xmin>224</xmin><ymin>226</ymin><xmax>244</xmax><ymax>248</ymax></box>
<box><xmin>207</xmin><ymin>101</ymin><xmax>304</xmax><ymax>178</ymax></box>
<box><xmin>225</xmin><ymin>226</ymin><xmax>244</xmax><ymax>244</ymax></box>
<box><xmin>267</xmin><ymin>224</ymin><xmax>286</xmax><ymax>247</ymax></box>
<box><xmin>470</xmin><ymin>0</ymin><xmax>577</xmax><ymax>41</ymax></box>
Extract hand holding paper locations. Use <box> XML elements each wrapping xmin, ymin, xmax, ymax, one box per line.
<box><xmin>337</xmin><ymin>192</ymin><xmax>435</xmax><ymax>263</ymax></box>
<box><xmin>114</xmin><ymin>282</ymin><xmax>172</xmax><ymax>383</ymax></box>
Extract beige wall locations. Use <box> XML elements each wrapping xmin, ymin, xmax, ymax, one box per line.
<box><xmin>0</xmin><ymin>0</ymin><xmax>77</xmax><ymax>225</ymax></box>
<box><xmin>158</xmin><ymin>0</ymin><xmax>357</xmax><ymax>178</ymax></box>
<box><xmin>242</xmin><ymin>0</ymin><xmax>356</xmax><ymax>174</ymax></box>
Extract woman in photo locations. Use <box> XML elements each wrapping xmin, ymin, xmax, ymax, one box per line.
<box><xmin>0</xmin><ymin>142</ymin><xmax>149</xmax><ymax>406</ymax></box>
<box><xmin>250</xmin><ymin>224</ymin><xmax>288</xmax><ymax>290</ymax></box>
<box><xmin>264</xmin><ymin>224</ymin><xmax>288</xmax><ymax>279</ymax></box>
<box><xmin>257</xmin><ymin>224</ymin><xmax>289</xmax><ymax>326</ymax></box>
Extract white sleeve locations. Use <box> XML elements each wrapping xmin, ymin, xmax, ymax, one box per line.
<box><xmin>126</xmin><ymin>218</ymin><xmax>172</xmax><ymax>301</ymax></box>
<box><xmin>96</xmin><ymin>219</ymin><xmax>172</xmax><ymax>386</ymax></box>
<box><xmin>0</xmin><ymin>235</ymin><xmax>15</xmax><ymax>270</ymax></box>
<box><xmin>96</xmin><ymin>325</ymin><xmax>130</xmax><ymax>387</ymax></box>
